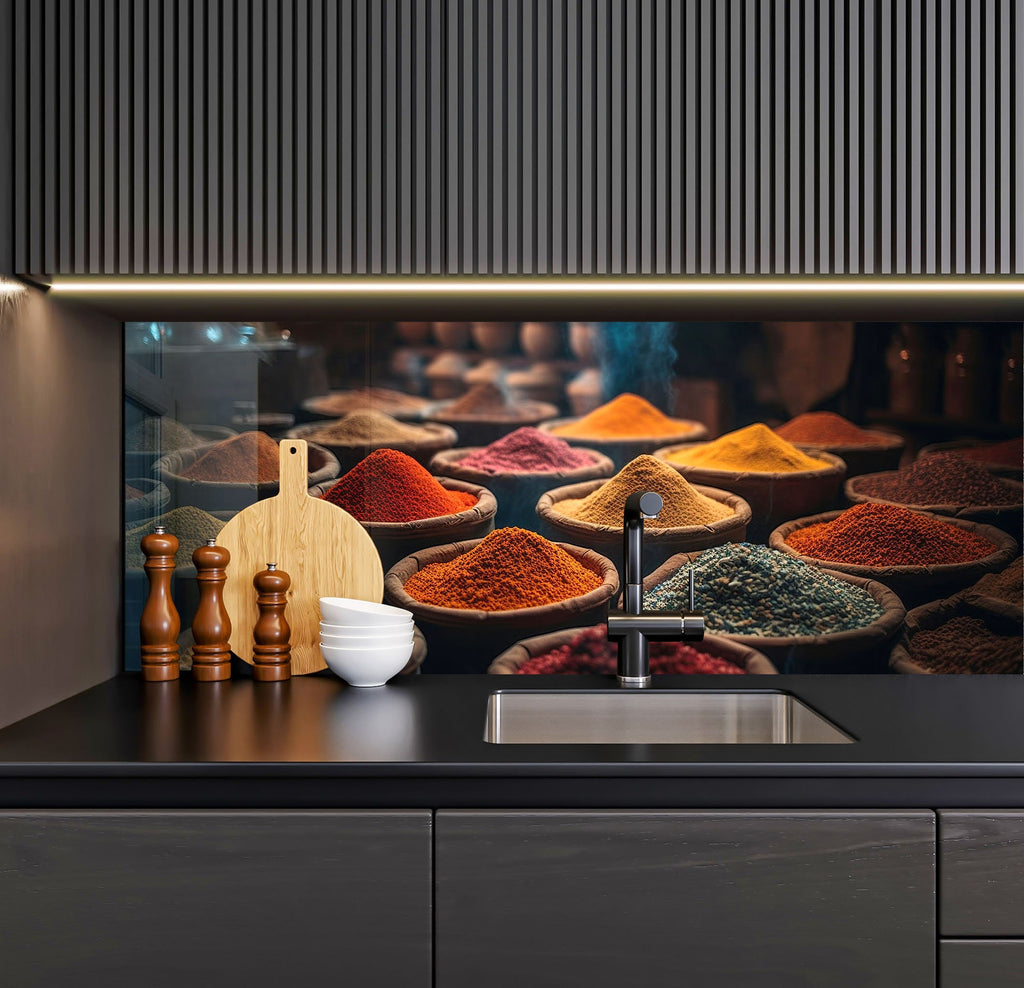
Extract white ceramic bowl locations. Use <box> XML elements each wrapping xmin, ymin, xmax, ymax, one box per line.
<box><xmin>320</xmin><ymin>630</ymin><xmax>414</xmax><ymax>649</ymax></box>
<box><xmin>320</xmin><ymin>621</ymin><xmax>414</xmax><ymax>634</ymax></box>
<box><xmin>320</xmin><ymin>597</ymin><xmax>414</xmax><ymax>626</ymax></box>
<box><xmin>319</xmin><ymin>640</ymin><xmax>415</xmax><ymax>688</ymax></box>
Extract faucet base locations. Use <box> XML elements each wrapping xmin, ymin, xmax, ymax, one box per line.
<box><xmin>617</xmin><ymin>674</ymin><xmax>652</xmax><ymax>689</ymax></box>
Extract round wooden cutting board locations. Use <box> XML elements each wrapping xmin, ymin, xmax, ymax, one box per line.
<box><xmin>218</xmin><ymin>439</ymin><xmax>384</xmax><ymax>675</ymax></box>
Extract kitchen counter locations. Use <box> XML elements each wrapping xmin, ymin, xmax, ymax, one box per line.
<box><xmin>0</xmin><ymin>673</ymin><xmax>1022</xmax><ymax>808</ymax></box>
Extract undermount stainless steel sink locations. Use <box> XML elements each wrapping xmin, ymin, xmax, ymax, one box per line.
<box><xmin>484</xmin><ymin>690</ymin><xmax>854</xmax><ymax>745</ymax></box>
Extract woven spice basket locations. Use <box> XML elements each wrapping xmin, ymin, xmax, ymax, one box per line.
<box><xmin>538</xmin><ymin>417</ymin><xmax>709</xmax><ymax>469</ymax></box>
<box><xmin>788</xmin><ymin>429</ymin><xmax>905</xmax><ymax>477</ymax></box>
<box><xmin>429</xmin><ymin>446</ymin><xmax>615</xmax><ymax>530</ymax></box>
<box><xmin>384</xmin><ymin>538</ymin><xmax>619</xmax><ymax>673</ymax></box>
<box><xmin>286</xmin><ymin>419</ymin><xmax>459</xmax><ymax>473</ymax></box>
<box><xmin>845</xmin><ymin>472</ymin><xmax>1023</xmax><ymax>541</ymax></box>
<box><xmin>308</xmin><ymin>477</ymin><xmax>498</xmax><ymax>573</ymax></box>
<box><xmin>535</xmin><ymin>478</ymin><xmax>751</xmax><ymax>588</ymax></box>
<box><xmin>488</xmin><ymin>625</ymin><xmax>777</xmax><ymax>675</ymax></box>
<box><xmin>769</xmin><ymin>510</ymin><xmax>1018</xmax><ymax>610</ymax></box>
<box><xmin>643</xmin><ymin>550</ymin><xmax>905</xmax><ymax>674</ymax></box>
<box><xmin>125</xmin><ymin>424</ymin><xmax>237</xmax><ymax>479</ymax></box>
<box><xmin>654</xmin><ymin>444</ymin><xmax>847</xmax><ymax>541</ymax></box>
<box><xmin>157</xmin><ymin>440</ymin><xmax>340</xmax><ymax>512</ymax></box>
<box><xmin>889</xmin><ymin>597</ymin><xmax>1022</xmax><ymax>674</ymax></box>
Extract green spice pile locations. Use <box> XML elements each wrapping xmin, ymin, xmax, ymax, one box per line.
<box><xmin>125</xmin><ymin>506</ymin><xmax>225</xmax><ymax>569</ymax></box>
<box><xmin>302</xmin><ymin>410</ymin><xmax>434</xmax><ymax>446</ymax></box>
<box><xmin>967</xmin><ymin>557</ymin><xmax>1023</xmax><ymax>606</ymax></box>
<box><xmin>857</xmin><ymin>452</ymin><xmax>1020</xmax><ymax>506</ymax></box>
<box><xmin>907</xmin><ymin>615</ymin><xmax>1021</xmax><ymax>674</ymax></box>
<box><xmin>785</xmin><ymin>503</ymin><xmax>997</xmax><ymax>567</ymax></box>
<box><xmin>645</xmin><ymin>543</ymin><xmax>883</xmax><ymax>637</ymax></box>
<box><xmin>554</xmin><ymin>455</ymin><xmax>734</xmax><ymax>528</ymax></box>
<box><xmin>126</xmin><ymin>418</ymin><xmax>204</xmax><ymax>452</ymax></box>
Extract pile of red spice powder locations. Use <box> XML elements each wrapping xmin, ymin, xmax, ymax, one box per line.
<box><xmin>320</xmin><ymin>448</ymin><xmax>477</xmax><ymax>522</ymax></box>
<box><xmin>775</xmin><ymin>411</ymin><xmax>882</xmax><ymax>446</ymax></box>
<box><xmin>458</xmin><ymin>427</ymin><xmax>595</xmax><ymax>474</ymax></box>
<box><xmin>181</xmin><ymin>431</ymin><xmax>282</xmax><ymax>482</ymax></box>
<box><xmin>785</xmin><ymin>503</ymin><xmax>997</xmax><ymax>567</ymax></box>
<box><xmin>403</xmin><ymin>527</ymin><xmax>602</xmax><ymax>610</ymax></box>
<box><xmin>514</xmin><ymin>626</ymin><xmax>745</xmax><ymax>675</ymax></box>
<box><xmin>856</xmin><ymin>452</ymin><xmax>1021</xmax><ymax>506</ymax></box>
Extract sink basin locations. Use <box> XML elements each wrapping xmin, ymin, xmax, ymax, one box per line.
<box><xmin>484</xmin><ymin>690</ymin><xmax>854</xmax><ymax>744</ymax></box>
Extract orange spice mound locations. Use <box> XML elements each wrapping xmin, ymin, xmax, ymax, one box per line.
<box><xmin>181</xmin><ymin>431</ymin><xmax>282</xmax><ymax>483</ymax></box>
<box><xmin>551</xmin><ymin>393</ymin><xmax>696</xmax><ymax>439</ymax></box>
<box><xmin>403</xmin><ymin>527</ymin><xmax>603</xmax><ymax>611</ymax></box>
<box><xmin>775</xmin><ymin>411</ymin><xmax>881</xmax><ymax>446</ymax></box>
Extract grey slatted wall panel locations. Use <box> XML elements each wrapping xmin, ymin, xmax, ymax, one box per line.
<box><xmin>11</xmin><ymin>0</ymin><xmax>1024</xmax><ymax>276</ymax></box>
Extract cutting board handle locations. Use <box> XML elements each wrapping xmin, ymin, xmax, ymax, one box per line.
<box><xmin>279</xmin><ymin>439</ymin><xmax>310</xmax><ymax>503</ymax></box>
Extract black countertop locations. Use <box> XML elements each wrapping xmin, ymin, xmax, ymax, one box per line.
<box><xmin>0</xmin><ymin>674</ymin><xmax>1022</xmax><ymax>808</ymax></box>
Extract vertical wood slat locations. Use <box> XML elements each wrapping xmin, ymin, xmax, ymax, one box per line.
<box><xmin>9</xmin><ymin>0</ymin><xmax>1023</xmax><ymax>276</ymax></box>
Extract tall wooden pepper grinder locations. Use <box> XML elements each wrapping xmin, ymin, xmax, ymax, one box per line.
<box><xmin>140</xmin><ymin>526</ymin><xmax>181</xmax><ymax>681</ymax></box>
<box><xmin>252</xmin><ymin>563</ymin><xmax>291</xmax><ymax>681</ymax></box>
<box><xmin>191</xmin><ymin>539</ymin><xmax>232</xmax><ymax>681</ymax></box>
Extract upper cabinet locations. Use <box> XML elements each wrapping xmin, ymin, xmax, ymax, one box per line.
<box><xmin>10</xmin><ymin>0</ymin><xmax>1023</xmax><ymax>277</ymax></box>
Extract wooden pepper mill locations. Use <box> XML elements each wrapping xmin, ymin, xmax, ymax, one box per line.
<box><xmin>252</xmin><ymin>563</ymin><xmax>291</xmax><ymax>681</ymax></box>
<box><xmin>191</xmin><ymin>538</ymin><xmax>232</xmax><ymax>682</ymax></box>
<box><xmin>140</xmin><ymin>526</ymin><xmax>181</xmax><ymax>682</ymax></box>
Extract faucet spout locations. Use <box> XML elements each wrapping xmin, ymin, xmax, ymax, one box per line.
<box><xmin>609</xmin><ymin>490</ymin><xmax>704</xmax><ymax>688</ymax></box>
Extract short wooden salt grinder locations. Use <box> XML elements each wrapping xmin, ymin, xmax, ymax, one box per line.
<box><xmin>252</xmin><ymin>563</ymin><xmax>291</xmax><ymax>681</ymax></box>
<box><xmin>191</xmin><ymin>539</ymin><xmax>232</xmax><ymax>681</ymax></box>
<box><xmin>140</xmin><ymin>526</ymin><xmax>181</xmax><ymax>682</ymax></box>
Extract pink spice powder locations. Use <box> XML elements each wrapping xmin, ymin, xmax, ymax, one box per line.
<box><xmin>460</xmin><ymin>427</ymin><xmax>595</xmax><ymax>474</ymax></box>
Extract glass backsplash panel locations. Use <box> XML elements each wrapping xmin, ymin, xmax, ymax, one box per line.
<box><xmin>123</xmin><ymin>320</ymin><xmax>1022</xmax><ymax>676</ymax></box>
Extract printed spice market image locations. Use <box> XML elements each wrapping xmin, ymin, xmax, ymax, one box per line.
<box><xmin>553</xmin><ymin>455</ymin><xmax>734</xmax><ymax>528</ymax></box>
<box><xmin>403</xmin><ymin>528</ymin><xmax>603</xmax><ymax>611</ymax></box>
<box><xmin>514</xmin><ymin>626</ymin><xmax>746</xmax><ymax>675</ymax></box>
<box><xmin>645</xmin><ymin>543</ymin><xmax>882</xmax><ymax>637</ymax></box>
<box><xmin>125</xmin><ymin>506</ymin><xmax>225</xmax><ymax>570</ymax></box>
<box><xmin>458</xmin><ymin>427</ymin><xmax>596</xmax><ymax>474</ymax></box>
<box><xmin>320</xmin><ymin>449</ymin><xmax>477</xmax><ymax>523</ymax></box>
<box><xmin>551</xmin><ymin>393</ymin><xmax>697</xmax><ymax>439</ymax></box>
<box><xmin>785</xmin><ymin>503</ymin><xmax>999</xmax><ymax>567</ymax></box>
<box><xmin>665</xmin><ymin>423</ymin><xmax>830</xmax><ymax>473</ymax></box>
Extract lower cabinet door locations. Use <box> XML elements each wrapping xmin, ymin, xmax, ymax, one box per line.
<box><xmin>436</xmin><ymin>810</ymin><xmax>935</xmax><ymax>988</ymax></box>
<box><xmin>0</xmin><ymin>810</ymin><xmax>431</xmax><ymax>988</ymax></box>
<box><xmin>941</xmin><ymin>940</ymin><xmax>1024</xmax><ymax>988</ymax></box>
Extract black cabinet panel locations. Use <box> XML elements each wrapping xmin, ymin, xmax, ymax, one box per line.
<box><xmin>436</xmin><ymin>810</ymin><xmax>935</xmax><ymax>988</ymax></box>
<box><xmin>0</xmin><ymin>810</ymin><xmax>431</xmax><ymax>988</ymax></box>
<box><xmin>941</xmin><ymin>940</ymin><xmax>1024</xmax><ymax>988</ymax></box>
<box><xmin>940</xmin><ymin>811</ymin><xmax>1024</xmax><ymax>937</ymax></box>
<box><xmin>11</xmin><ymin>0</ymin><xmax>1023</xmax><ymax>276</ymax></box>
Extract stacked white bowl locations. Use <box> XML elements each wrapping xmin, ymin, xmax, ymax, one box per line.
<box><xmin>319</xmin><ymin>597</ymin><xmax>415</xmax><ymax>687</ymax></box>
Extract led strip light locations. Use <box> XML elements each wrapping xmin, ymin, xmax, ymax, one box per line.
<box><xmin>47</xmin><ymin>277</ymin><xmax>1024</xmax><ymax>295</ymax></box>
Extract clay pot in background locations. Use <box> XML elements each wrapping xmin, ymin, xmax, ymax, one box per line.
<box><xmin>568</xmin><ymin>322</ymin><xmax>605</xmax><ymax>364</ymax></box>
<box><xmin>471</xmin><ymin>322</ymin><xmax>518</xmax><ymax>355</ymax></box>
<box><xmin>520</xmin><ymin>322</ymin><xmax>565</xmax><ymax>360</ymax></box>
<box><xmin>433</xmin><ymin>321</ymin><xmax>472</xmax><ymax>349</ymax></box>
<box><xmin>566</xmin><ymin>368</ymin><xmax>605</xmax><ymax>416</ymax></box>
<box><xmin>395</xmin><ymin>322</ymin><xmax>433</xmax><ymax>344</ymax></box>
<box><xmin>506</xmin><ymin>362</ymin><xmax>564</xmax><ymax>407</ymax></box>
<box><xmin>425</xmin><ymin>352</ymin><xmax>471</xmax><ymax>400</ymax></box>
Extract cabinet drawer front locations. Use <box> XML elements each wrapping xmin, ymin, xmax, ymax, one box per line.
<box><xmin>940</xmin><ymin>812</ymin><xmax>1024</xmax><ymax>937</ymax></box>
<box><xmin>941</xmin><ymin>940</ymin><xmax>1024</xmax><ymax>988</ymax></box>
<box><xmin>0</xmin><ymin>811</ymin><xmax>432</xmax><ymax>988</ymax></box>
<box><xmin>437</xmin><ymin>810</ymin><xmax>935</xmax><ymax>988</ymax></box>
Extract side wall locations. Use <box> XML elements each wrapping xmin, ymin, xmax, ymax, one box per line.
<box><xmin>0</xmin><ymin>287</ymin><xmax>121</xmax><ymax>727</ymax></box>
